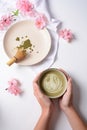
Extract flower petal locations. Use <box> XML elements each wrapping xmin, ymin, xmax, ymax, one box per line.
<box><xmin>59</xmin><ymin>29</ymin><xmax>73</xmax><ymax>42</ymax></box>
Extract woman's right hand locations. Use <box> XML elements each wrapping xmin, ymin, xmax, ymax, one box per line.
<box><xmin>33</xmin><ymin>74</ymin><xmax>53</xmax><ymax>114</ymax></box>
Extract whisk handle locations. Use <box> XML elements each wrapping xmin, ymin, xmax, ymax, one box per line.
<box><xmin>7</xmin><ymin>57</ymin><xmax>17</xmax><ymax>66</ymax></box>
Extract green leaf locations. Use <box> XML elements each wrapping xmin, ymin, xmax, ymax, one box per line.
<box><xmin>12</xmin><ymin>10</ymin><xmax>19</xmax><ymax>16</ymax></box>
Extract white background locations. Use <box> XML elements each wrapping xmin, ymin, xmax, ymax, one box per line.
<box><xmin>0</xmin><ymin>0</ymin><xmax>87</xmax><ymax>130</ymax></box>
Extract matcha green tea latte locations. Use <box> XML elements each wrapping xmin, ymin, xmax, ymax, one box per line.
<box><xmin>38</xmin><ymin>69</ymin><xmax>67</xmax><ymax>98</ymax></box>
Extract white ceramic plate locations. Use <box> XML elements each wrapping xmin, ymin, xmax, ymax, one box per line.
<box><xmin>3</xmin><ymin>20</ymin><xmax>51</xmax><ymax>65</ymax></box>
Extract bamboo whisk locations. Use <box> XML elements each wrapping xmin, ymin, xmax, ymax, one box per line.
<box><xmin>7</xmin><ymin>49</ymin><xmax>26</xmax><ymax>66</ymax></box>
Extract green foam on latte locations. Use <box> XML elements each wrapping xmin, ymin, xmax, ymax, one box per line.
<box><xmin>38</xmin><ymin>69</ymin><xmax>67</xmax><ymax>98</ymax></box>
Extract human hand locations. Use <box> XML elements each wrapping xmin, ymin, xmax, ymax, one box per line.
<box><xmin>59</xmin><ymin>69</ymin><xmax>73</xmax><ymax>111</ymax></box>
<box><xmin>33</xmin><ymin>74</ymin><xmax>53</xmax><ymax>114</ymax></box>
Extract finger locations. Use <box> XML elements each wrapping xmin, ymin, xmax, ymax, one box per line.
<box><xmin>33</xmin><ymin>82</ymin><xmax>43</xmax><ymax>97</ymax></box>
<box><xmin>33</xmin><ymin>83</ymin><xmax>41</xmax><ymax>102</ymax></box>
<box><xmin>58</xmin><ymin>68</ymin><xmax>70</xmax><ymax>80</ymax></box>
<box><xmin>66</xmin><ymin>77</ymin><xmax>72</xmax><ymax>94</ymax></box>
<box><xmin>33</xmin><ymin>73</ymin><xmax>41</xmax><ymax>83</ymax></box>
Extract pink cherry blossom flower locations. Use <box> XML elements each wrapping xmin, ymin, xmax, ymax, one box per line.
<box><xmin>16</xmin><ymin>0</ymin><xmax>34</xmax><ymax>15</ymax></box>
<box><xmin>6</xmin><ymin>79</ymin><xmax>22</xmax><ymax>96</ymax></box>
<box><xmin>6</xmin><ymin>85</ymin><xmax>22</xmax><ymax>96</ymax></box>
<box><xmin>1</xmin><ymin>15</ymin><xmax>13</xmax><ymax>27</ymax></box>
<box><xmin>35</xmin><ymin>14</ymin><xmax>48</xmax><ymax>29</ymax></box>
<box><xmin>0</xmin><ymin>15</ymin><xmax>13</xmax><ymax>30</ymax></box>
<box><xmin>59</xmin><ymin>29</ymin><xmax>73</xmax><ymax>42</ymax></box>
<box><xmin>28</xmin><ymin>9</ymin><xmax>38</xmax><ymax>17</ymax></box>
<box><xmin>8</xmin><ymin>79</ymin><xmax>19</xmax><ymax>86</ymax></box>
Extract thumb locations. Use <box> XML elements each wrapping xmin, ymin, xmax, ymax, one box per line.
<box><xmin>33</xmin><ymin>82</ymin><xmax>43</xmax><ymax>96</ymax></box>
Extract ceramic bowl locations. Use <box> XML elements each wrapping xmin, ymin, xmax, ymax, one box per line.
<box><xmin>38</xmin><ymin>68</ymin><xmax>67</xmax><ymax>98</ymax></box>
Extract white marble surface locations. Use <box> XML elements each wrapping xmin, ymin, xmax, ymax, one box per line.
<box><xmin>0</xmin><ymin>0</ymin><xmax>87</xmax><ymax>130</ymax></box>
